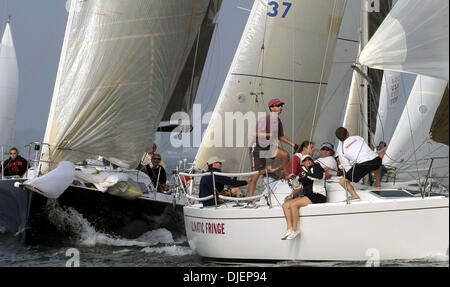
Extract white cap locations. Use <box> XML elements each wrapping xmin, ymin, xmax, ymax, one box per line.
<box><xmin>301</xmin><ymin>154</ymin><xmax>313</xmax><ymax>162</ymax></box>
<box><xmin>206</xmin><ymin>156</ymin><xmax>225</xmax><ymax>165</ymax></box>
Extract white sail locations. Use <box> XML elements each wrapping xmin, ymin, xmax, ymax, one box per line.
<box><xmin>196</xmin><ymin>0</ymin><xmax>347</xmax><ymax>171</ymax></box>
<box><xmin>374</xmin><ymin>71</ymin><xmax>415</xmax><ymax>145</ymax></box>
<box><xmin>41</xmin><ymin>0</ymin><xmax>220</xmax><ymax>172</ymax></box>
<box><xmin>0</xmin><ymin>21</ymin><xmax>19</xmax><ymax>148</ymax></box>
<box><xmin>342</xmin><ymin>70</ymin><xmax>362</xmax><ymax>137</ymax></box>
<box><xmin>383</xmin><ymin>75</ymin><xmax>448</xmax><ymax>186</ymax></box>
<box><xmin>359</xmin><ymin>0</ymin><xmax>449</xmax><ymax>81</ymax></box>
<box><xmin>313</xmin><ymin>1</ymin><xmax>361</xmax><ymax>145</ymax></box>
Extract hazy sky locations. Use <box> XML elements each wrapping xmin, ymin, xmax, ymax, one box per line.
<box><xmin>1</xmin><ymin>0</ymin><xmax>253</xmax><ymax>162</ymax></box>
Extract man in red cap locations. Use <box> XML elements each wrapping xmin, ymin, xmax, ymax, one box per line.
<box><xmin>248</xmin><ymin>98</ymin><xmax>298</xmax><ymax>198</ymax></box>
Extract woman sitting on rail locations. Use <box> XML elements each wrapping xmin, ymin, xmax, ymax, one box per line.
<box><xmin>281</xmin><ymin>154</ymin><xmax>326</xmax><ymax>240</ymax></box>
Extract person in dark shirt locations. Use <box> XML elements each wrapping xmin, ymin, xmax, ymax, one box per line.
<box><xmin>145</xmin><ymin>153</ymin><xmax>168</xmax><ymax>192</ymax></box>
<box><xmin>199</xmin><ymin>156</ymin><xmax>249</xmax><ymax>207</ymax></box>
<box><xmin>1</xmin><ymin>147</ymin><xmax>28</xmax><ymax>177</ymax></box>
<box><xmin>281</xmin><ymin>154</ymin><xmax>326</xmax><ymax>240</ymax></box>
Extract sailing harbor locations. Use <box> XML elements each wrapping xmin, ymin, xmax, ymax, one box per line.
<box><xmin>0</xmin><ymin>0</ymin><xmax>448</xmax><ymax>269</ymax></box>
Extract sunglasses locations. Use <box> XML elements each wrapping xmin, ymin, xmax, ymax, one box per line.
<box><xmin>152</xmin><ymin>158</ymin><xmax>161</xmax><ymax>161</ymax></box>
<box><xmin>10</xmin><ymin>152</ymin><xmax>17</xmax><ymax>155</ymax></box>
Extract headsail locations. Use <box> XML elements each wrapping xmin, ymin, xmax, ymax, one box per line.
<box><xmin>374</xmin><ymin>71</ymin><xmax>416</xmax><ymax>145</ymax></box>
<box><xmin>383</xmin><ymin>75</ymin><xmax>448</xmax><ymax>186</ymax></box>
<box><xmin>196</xmin><ymin>0</ymin><xmax>347</xmax><ymax>171</ymax></box>
<box><xmin>342</xmin><ymin>70</ymin><xmax>363</xmax><ymax>137</ymax></box>
<box><xmin>41</xmin><ymin>0</ymin><xmax>221</xmax><ymax>172</ymax></box>
<box><xmin>0</xmin><ymin>21</ymin><xmax>19</xmax><ymax>148</ymax></box>
<box><xmin>359</xmin><ymin>0</ymin><xmax>449</xmax><ymax>80</ymax></box>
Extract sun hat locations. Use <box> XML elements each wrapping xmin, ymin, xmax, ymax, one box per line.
<box><xmin>206</xmin><ymin>156</ymin><xmax>225</xmax><ymax>165</ymax></box>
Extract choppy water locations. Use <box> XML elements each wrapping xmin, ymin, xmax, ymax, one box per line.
<box><xmin>1</xmin><ymin>160</ymin><xmax>448</xmax><ymax>267</ymax></box>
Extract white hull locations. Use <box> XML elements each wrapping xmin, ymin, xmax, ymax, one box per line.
<box><xmin>184</xmin><ymin>181</ymin><xmax>449</xmax><ymax>261</ymax></box>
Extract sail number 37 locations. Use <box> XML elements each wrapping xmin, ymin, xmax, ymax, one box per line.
<box><xmin>267</xmin><ymin>1</ymin><xmax>292</xmax><ymax>18</ymax></box>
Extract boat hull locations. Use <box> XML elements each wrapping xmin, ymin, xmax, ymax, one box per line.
<box><xmin>0</xmin><ymin>179</ymin><xmax>31</xmax><ymax>243</ymax></box>
<box><xmin>23</xmin><ymin>185</ymin><xmax>185</xmax><ymax>245</ymax></box>
<box><xmin>184</xmin><ymin>197</ymin><xmax>449</xmax><ymax>261</ymax></box>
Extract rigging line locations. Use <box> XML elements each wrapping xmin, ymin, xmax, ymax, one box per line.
<box><xmin>157</xmin><ymin>2</ymin><xmax>199</xmax><ymax>122</ymax></box>
<box><xmin>239</xmin><ymin>0</ymin><xmax>271</xmax><ymax>173</ymax></box>
<box><xmin>390</xmin><ymin>139</ymin><xmax>445</xmax><ymax>169</ymax></box>
<box><xmin>318</xmin><ymin>66</ymin><xmax>353</xmax><ymax>114</ymax></box>
<box><xmin>404</xmin><ymin>75</ymin><xmax>423</xmax><ymax>186</ymax></box>
<box><xmin>308</xmin><ymin>0</ymin><xmax>339</xmax><ymax>144</ymax></box>
<box><xmin>159</xmin><ymin>7</ymin><xmax>219</xmax><ymax>157</ymax></box>
<box><xmin>202</xmin><ymin>22</ymin><xmax>223</xmax><ymax>113</ymax></box>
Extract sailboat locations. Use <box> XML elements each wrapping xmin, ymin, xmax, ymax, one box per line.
<box><xmin>181</xmin><ymin>0</ymin><xmax>449</xmax><ymax>261</ymax></box>
<box><xmin>0</xmin><ymin>17</ymin><xmax>32</xmax><ymax>242</ymax></box>
<box><xmin>1</xmin><ymin>0</ymin><xmax>223</xmax><ymax>244</ymax></box>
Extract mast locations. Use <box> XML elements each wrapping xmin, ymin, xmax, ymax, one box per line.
<box><xmin>361</xmin><ymin>0</ymin><xmax>370</xmax><ymax>143</ymax></box>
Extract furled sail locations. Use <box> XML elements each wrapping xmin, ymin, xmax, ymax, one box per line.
<box><xmin>41</xmin><ymin>0</ymin><xmax>221</xmax><ymax>172</ymax></box>
<box><xmin>195</xmin><ymin>0</ymin><xmax>347</xmax><ymax>171</ymax></box>
<box><xmin>359</xmin><ymin>0</ymin><xmax>449</xmax><ymax>81</ymax></box>
<box><xmin>0</xmin><ymin>21</ymin><xmax>19</xmax><ymax>148</ymax></box>
<box><xmin>374</xmin><ymin>71</ymin><xmax>415</xmax><ymax>145</ymax></box>
<box><xmin>313</xmin><ymin>1</ymin><xmax>361</xmax><ymax>145</ymax></box>
<box><xmin>383</xmin><ymin>75</ymin><xmax>448</xmax><ymax>186</ymax></box>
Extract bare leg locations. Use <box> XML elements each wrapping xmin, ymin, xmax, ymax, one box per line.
<box><xmin>275</xmin><ymin>148</ymin><xmax>290</xmax><ymax>178</ymax></box>
<box><xmin>374</xmin><ymin>167</ymin><xmax>382</xmax><ymax>187</ymax></box>
<box><xmin>339</xmin><ymin>177</ymin><xmax>359</xmax><ymax>198</ymax></box>
<box><xmin>282</xmin><ymin>201</ymin><xmax>293</xmax><ymax>230</ymax></box>
<box><xmin>248</xmin><ymin>173</ymin><xmax>260</xmax><ymax>197</ymax></box>
<box><xmin>230</xmin><ymin>187</ymin><xmax>243</xmax><ymax>197</ymax></box>
<box><xmin>289</xmin><ymin>197</ymin><xmax>312</xmax><ymax>232</ymax></box>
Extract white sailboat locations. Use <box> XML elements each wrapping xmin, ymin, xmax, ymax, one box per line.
<box><xmin>181</xmin><ymin>0</ymin><xmax>449</xmax><ymax>262</ymax></box>
<box><xmin>3</xmin><ymin>0</ymin><xmax>223</xmax><ymax>244</ymax></box>
<box><xmin>0</xmin><ymin>17</ymin><xmax>19</xmax><ymax>150</ymax></box>
<box><xmin>358</xmin><ymin>0</ymin><xmax>449</xmax><ymax>191</ymax></box>
<box><xmin>0</xmin><ymin>17</ymin><xmax>32</xmax><ymax>243</ymax></box>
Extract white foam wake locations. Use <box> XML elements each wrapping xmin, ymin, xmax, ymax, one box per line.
<box><xmin>141</xmin><ymin>245</ymin><xmax>195</xmax><ymax>257</ymax></box>
<box><xmin>45</xmin><ymin>200</ymin><xmax>179</xmax><ymax>247</ymax></box>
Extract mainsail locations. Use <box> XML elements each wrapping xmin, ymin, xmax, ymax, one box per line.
<box><xmin>313</xmin><ymin>1</ymin><xmax>361</xmax><ymax>145</ymax></box>
<box><xmin>359</xmin><ymin>0</ymin><xmax>449</xmax><ymax>81</ymax></box>
<box><xmin>196</xmin><ymin>0</ymin><xmax>347</xmax><ymax>171</ymax></box>
<box><xmin>0</xmin><ymin>20</ymin><xmax>19</xmax><ymax>148</ymax></box>
<box><xmin>41</xmin><ymin>0</ymin><xmax>221</xmax><ymax>172</ymax></box>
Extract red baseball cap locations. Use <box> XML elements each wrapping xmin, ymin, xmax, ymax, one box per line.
<box><xmin>268</xmin><ymin>98</ymin><xmax>285</xmax><ymax>107</ymax></box>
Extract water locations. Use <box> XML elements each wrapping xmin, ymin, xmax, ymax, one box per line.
<box><xmin>0</xmin><ymin>161</ymin><xmax>448</xmax><ymax>267</ymax></box>
<box><xmin>0</xmin><ymin>204</ymin><xmax>448</xmax><ymax>267</ymax></box>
